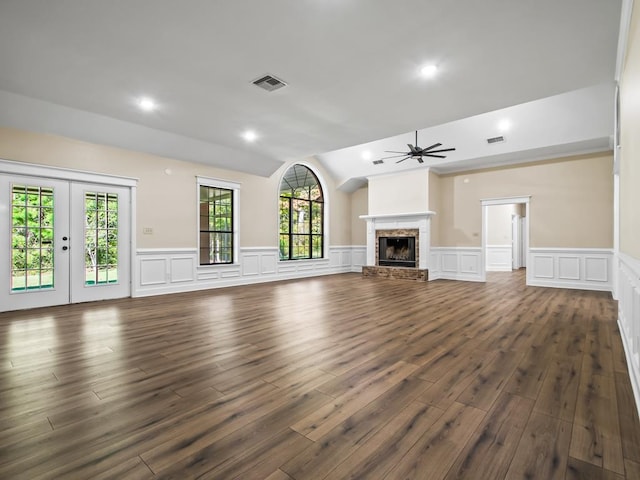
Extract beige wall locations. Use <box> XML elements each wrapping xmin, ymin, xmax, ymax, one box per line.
<box><xmin>620</xmin><ymin>3</ymin><xmax>640</xmax><ymax>259</ymax></box>
<box><xmin>350</xmin><ymin>186</ymin><xmax>368</xmax><ymax>245</ymax></box>
<box><xmin>368</xmin><ymin>170</ymin><xmax>429</xmax><ymax>215</ymax></box>
<box><xmin>487</xmin><ymin>204</ymin><xmax>517</xmax><ymax>245</ymax></box>
<box><xmin>0</xmin><ymin>128</ymin><xmax>615</xmax><ymax>253</ymax></box>
<box><xmin>428</xmin><ymin>170</ymin><xmax>441</xmax><ymax>246</ymax></box>
<box><xmin>436</xmin><ymin>153</ymin><xmax>613</xmax><ymax>248</ymax></box>
<box><xmin>0</xmin><ymin>128</ymin><xmax>352</xmax><ymax>248</ymax></box>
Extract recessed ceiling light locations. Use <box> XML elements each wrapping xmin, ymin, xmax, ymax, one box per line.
<box><xmin>498</xmin><ymin>119</ymin><xmax>511</xmax><ymax>132</ymax></box>
<box><xmin>361</xmin><ymin>151</ymin><xmax>372</xmax><ymax>161</ymax></box>
<box><xmin>420</xmin><ymin>64</ymin><xmax>438</xmax><ymax>78</ymax></box>
<box><xmin>137</xmin><ymin>96</ymin><xmax>157</xmax><ymax>112</ymax></box>
<box><xmin>242</xmin><ymin>130</ymin><xmax>258</xmax><ymax>142</ymax></box>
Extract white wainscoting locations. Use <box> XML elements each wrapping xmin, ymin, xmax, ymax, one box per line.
<box><xmin>429</xmin><ymin>247</ymin><xmax>483</xmax><ymax>282</ymax></box>
<box><xmin>135</xmin><ymin>246</ymin><xmax>365</xmax><ymax>297</ymax></box>
<box><xmin>486</xmin><ymin>245</ymin><xmax>513</xmax><ymax>272</ymax></box>
<box><xmin>618</xmin><ymin>252</ymin><xmax>640</xmax><ymax>417</ymax></box>
<box><xmin>350</xmin><ymin>245</ymin><xmax>367</xmax><ymax>273</ymax></box>
<box><xmin>527</xmin><ymin>248</ymin><xmax>613</xmax><ymax>292</ymax></box>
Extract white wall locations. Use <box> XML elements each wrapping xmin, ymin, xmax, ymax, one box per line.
<box><xmin>368</xmin><ymin>170</ymin><xmax>430</xmax><ymax>215</ymax></box>
<box><xmin>486</xmin><ymin>204</ymin><xmax>517</xmax><ymax>272</ymax></box>
<box><xmin>487</xmin><ymin>204</ymin><xmax>516</xmax><ymax>244</ymax></box>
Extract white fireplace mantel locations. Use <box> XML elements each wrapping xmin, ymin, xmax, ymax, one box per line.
<box><xmin>359</xmin><ymin>211</ymin><xmax>436</xmax><ymax>222</ymax></box>
<box><xmin>359</xmin><ymin>211</ymin><xmax>435</xmax><ymax>269</ymax></box>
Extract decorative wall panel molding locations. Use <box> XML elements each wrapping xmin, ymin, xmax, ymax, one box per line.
<box><xmin>135</xmin><ymin>246</ymin><xmax>364</xmax><ymax>297</ymax></box>
<box><xmin>528</xmin><ymin>248</ymin><xmax>613</xmax><ymax>291</ymax></box>
<box><xmin>618</xmin><ymin>252</ymin><xmax>640</xmax><ymax>417</ymax></box>
<box><xmin>429</xmin><ymin>247</ymin><xmax>483</xmax><ymax>282</ymax></box>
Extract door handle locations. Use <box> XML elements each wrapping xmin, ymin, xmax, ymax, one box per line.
<box><xmin>62</xmin><ymin>236</ymin><xmax>68</xmax><ymax>241</ymax></box>
<box><xmin>62</xmin><ymin>246</ymin><xmax>68</xmax><ymax>251</ymax></box>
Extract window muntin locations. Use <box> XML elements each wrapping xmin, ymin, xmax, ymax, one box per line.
<box><xmin>199</xmin><ymin>185</ymin><xmax>234</xmax><ymax>265</ymax></box>
<box><xmin>279</xmin><ymin>165</ymin><xmax>324</xmax><ymax>260</ymax></box>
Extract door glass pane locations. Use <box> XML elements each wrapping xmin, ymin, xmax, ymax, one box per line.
<box><xmin>84</xmin><ymin>191</ymin><xmax>118</xmax><ymax>286</ymax></box>
<box><xmin>10</xmin><ymin>185</ymin><xmax>55</xmax><ymax>291</ymax></box>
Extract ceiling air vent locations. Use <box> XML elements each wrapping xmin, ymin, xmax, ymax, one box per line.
<box><xmin>372</xmin><ymin>159</ymin><xmax>384</xmax><ymax>165</ymax></box>
<box><xmin>487</xmin><ymin>135</ymin><xmax>505</xmax><ymax>144</ymax></box>
<box><xmin>252</xmin><ymin>74</ymin><xmax>287</xmax><ymax>92</ymax></box>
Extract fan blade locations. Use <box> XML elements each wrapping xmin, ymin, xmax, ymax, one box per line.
<box><xmin>395</xmin><ymin>156</ymin><xmax>411</xmax><ymax>163</ymax></box>
<box><xmin>424</xmin><ymin>147</ymin><xmax>456</xmax><ymax>154</ymax></box>
<box><xmin>423</xmin><ymin>154</ymin><xmax>447</xmax><ymax>158</ymax></box>
<box><xmin>407</xmin><ymin>144</ymin><xmax>418</xmax><ymax>154</ymax></box>
<box><xmin>417</xmin><ymin>158</ymin><xmax>424</xmax><ymax>164</ymax></box>
<box><xmin>419</xmin><ymin>142</ymin><xmax>442</xmax><ymax>152</ymax></box>
<box><xmin>379</xmin><ymin>154</ymin><xmax>411</xmax><ymax>160</ymax></box>
<box><xmin>384</xmin><ymin>150</ymin><xmax>411</xmax><ymax>154</ymax></box>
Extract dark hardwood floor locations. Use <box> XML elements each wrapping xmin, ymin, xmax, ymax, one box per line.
<box><xmin>1</xmin><ymin>270</ymin><xmax>639</xmax><ymax>479</ymax></box>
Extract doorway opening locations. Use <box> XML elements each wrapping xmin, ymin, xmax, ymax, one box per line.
<box><xmin>481</xmin><ymin>196</ymin><xmax>530</xmax><ymax>284</ymax></box>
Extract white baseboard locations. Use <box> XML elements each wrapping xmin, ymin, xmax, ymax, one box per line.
<box><xmin>618</xmin><ymin>252</ymin><xmax>640</xmax><ymax>419</ymax></box>
<box><xmin>429</xmin><ymin>247</ymin><xmax>483</xmax><ymax>282</ymax></box>
<box><xmin>527</xmin><ymin>248</ymin><xmax>613</xmax><ymax>292</ymax></box>
<box><xmin>134</xmin><ymin>245</ymin><xmax>366</xmax><ymax>297</ymax></box>
<box><xmin>486</xmin><ymin>245</ymin><xmax>513</xmax><ymax>272</ymax></box>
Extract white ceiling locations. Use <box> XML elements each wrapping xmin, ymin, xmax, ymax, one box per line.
<box><xmin>0</xmin><ymin>0</ymin><xmax>622</xmax><ymax>186</ymax></box>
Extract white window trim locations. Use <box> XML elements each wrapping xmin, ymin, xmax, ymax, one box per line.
<box><xmin>196</xmin><ymin>176</ymin><xmax>241</xmax><ymax>266</ymax></box>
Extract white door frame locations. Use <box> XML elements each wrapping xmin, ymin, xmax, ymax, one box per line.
<box><xmin>0</xmin><ymin>159</ymin><xmax>137</xmax><ymax>310</ymax></box>
<box><xmin>481</xmin><ymin>196</ymin><xmax>531</xmax><ymax>283</ymax></box>
<box><xmin>512</xmin><ymin>213</ymin><xmax>521</xmax><ymax>270</ymax></box>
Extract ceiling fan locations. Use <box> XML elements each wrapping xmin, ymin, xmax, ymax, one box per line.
<box><xmin>379</xmin><ymin>131</ymin><xmax>456</xmax><ymax>164</ymax></box>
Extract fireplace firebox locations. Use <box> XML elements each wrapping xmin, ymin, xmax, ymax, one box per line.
<box><xmin>378</xmin><ymin>236</ymin><xmax>416</xmax><ymax>268</ymax></box>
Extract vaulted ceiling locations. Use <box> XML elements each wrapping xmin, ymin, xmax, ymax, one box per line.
<box><xmin>0</xmin><ymin>1</ymin><xmax>622</xmax><ymax>189</ymax></box>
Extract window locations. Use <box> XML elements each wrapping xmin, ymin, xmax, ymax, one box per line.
<box><xmin>279</xmin><ymin>164</ymin><xmax>324</xmax><ymax>260</ymax></box>
<box><xmin>198</xmin><ymin>177</ymin><xmax>239</xmax><ymax>265</ymax></box>
<box><xmin>10</xmin><ymin>184</ymin><xmax>54</xmax><ymax>291</ymax></box>
<box><xmin>84</xmin><ymin>191</ymin><xmax>119</xmax><ymax>285</ymax></box>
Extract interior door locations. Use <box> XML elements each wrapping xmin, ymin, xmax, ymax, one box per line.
<box><xmin>1</xmin><ymin>175</ymin><xmax>131</xmax><ymax>312</ymax></box>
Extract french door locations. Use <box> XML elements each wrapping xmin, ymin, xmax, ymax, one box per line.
<box><xmin>0</xmin><ymin>174</ymin><xmax>131</xmax><ymax>311</ymax></box>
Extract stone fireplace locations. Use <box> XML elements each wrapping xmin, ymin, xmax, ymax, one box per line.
<box><xmin>359</xmin><ymin>212</ymin><xmax>434</xmax><ymax>281</ymax></box>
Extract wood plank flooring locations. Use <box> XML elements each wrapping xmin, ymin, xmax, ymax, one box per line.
<box><xmin>0</xmin><ymin>270</ymin><xmax>639</xmax><ymax>479</ymax></box>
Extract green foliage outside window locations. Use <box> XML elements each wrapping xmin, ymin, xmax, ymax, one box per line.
<box><xmin>84</xmin><ymin>192</ymin><xmax>119</xmax><ymax>285</ymax></box>
<box><xmin>11</xmin><ymin>185</ymin><xmax>55</xmax><ymax>290</ymax></box>
<box><xmin>279</xmin><ymin>165</ymin><xmax>324</xmax><ymax>260</ymax></box>
<box><xmin>11</xmin><ymin>186</ymin><xmax>120</xmax><ymax>290</ymax></box>
<box><xmin>199</xmin><ymin>186</ymin><xmax>233</xmax><ymax>264</ymax></box>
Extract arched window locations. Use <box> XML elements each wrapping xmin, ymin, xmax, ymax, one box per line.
<box><xmin>279</xmin><ymin>164</ymin><xmax>324</xmax><ymax>260</ymax></box>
